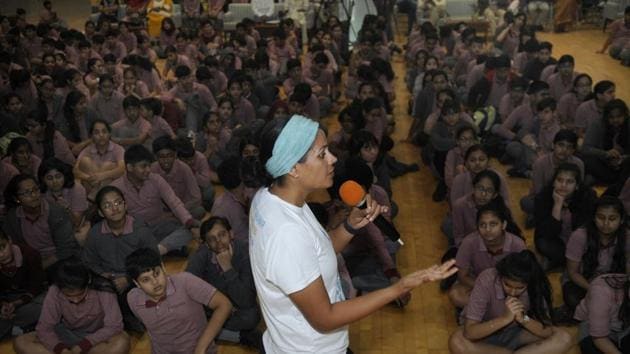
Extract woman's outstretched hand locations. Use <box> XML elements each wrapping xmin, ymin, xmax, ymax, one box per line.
<box><xmin>397</xmin><ymin>259</ymin><xmax>458</xmax><ymax>293</ymax></box>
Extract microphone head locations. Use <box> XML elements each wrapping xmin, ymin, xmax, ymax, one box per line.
<box><xmin>339</xmin><ymin>180</ymin><xmax>366</xmax><ymax>207</ymax></box>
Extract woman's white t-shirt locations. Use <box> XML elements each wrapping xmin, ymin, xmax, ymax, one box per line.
<box><xmin>249</xmin><ymin>188</ymin><xmax>348</xmax><ymax>354</ymax></box>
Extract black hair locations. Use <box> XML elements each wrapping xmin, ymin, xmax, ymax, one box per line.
<box><xmin>474</xmin><ymin>190</ymin><xmax>523</xmax><ymax>238</ymax></box>
<box><xmin>571</xmin><ymin>73</ymin><xmax>592</xmax><ymax>95</ymax></box>
<box><xmin>455</xmin><ymin>124</ymin><xmax>477</xmax><ymax>140</ymax></box>
<box><xmin>370</xmin><ymin>57</ymin><xmax>394</xmax><ymax>81</ymax></box>
<box><xmin>464</xmin><ymin>144</ymin><xmax>488</xmax><ymax>161</ymax></box>
<box><xmin>52</xmin><ymin>256</ymin><xmax>93</xmax><ymax>290</ymax></box>
<box><xmin>593</xmin><ymin>80</ymin><xmax>615</xmax><ymax>99</ymax></box>
<box><xmin>308</xmin><ymin>202</ymin><xmax>329</xmax><ymax>228</ymax></box>
<box><xmin>9</xmin><ymin>69</ymin><xmax>31</xmax><ymax>90</ymax></box>
<box><xmin>103</xmin><ymin>53</ymin><xmax>116</xmax><ymax>64</ymax></box>
<box><xmin>63</xmin><ymin>90</ymin><xmax>86</xmax><ymax>142</ymax></box>
<box><xmin>175</xmin><ymin>137</ymin><xmax>195</xmax><ymax>158</ymax></box>
<box><xmin>496</xmin><ymin>250</ymin><xmax>553</xmax><ymax>325</ymax></box>
<box><xmin>38</xmin><ymin>158</ymin><xmax>75</xmax><ymax>192</ymax></box>
<box><xmin>174</xmin><ymin>65</ymin><xmax>191</xmax><ymax>78</ymax></box>
<box><xmin>124</xmin><ymin>144</ymin><xmax>155</xmax><ymax>165</ymax></box>
<box><xmin>362</xmin><ymin>97</ymin><xmax>383</xmax><ymax>112</ymax></box>
<box><xmin>123</xmin><ymin>95</ymin><xmax>140</xmax><ymax>109</ymax></box>
<box><xmin>527</xmin><ymin>80</ymin><xmax>550</xmax><ymax>95</ymax></box>
<box><xmin>98</xmin><ymin>74</ymin><xmax>115</xmax><ymax>88</ymax></box>
<box><xmin>125</xmin><ymin>247</ymin><xmax>162</xmax><ymax>281</ymax></box>
<box><xmin>553</xmin><ymin>129</ymin><xmax>578</xmax><ymax>147</ymax></box>
<box><xmin>349</xmin><ymin>130</ymin><xmax>379</xmax><ymax>157</ymax></box>
<box><xmin>510</xmin><ymin>76</ymin><xmax>528</xmax><ymax>91</ymax></box>
<box><xmin>313</xmin><ymin>52</ymin><xmax>329</xmax><ymax>65</ymax></box>
<box><xmin>259</xmin><ymin>117</ymin><xmax>311</xmax><ymax>186</ymax></box>
<box><xmin>582</xmin><ymin>196</ymin><xmax>627</xmax><ymax>280</ymax></box>
<box><xmin>217</xmin><ymin>156</ymin><xmax>242</xmax><ymax>190</ymax></box>
<box><xmin>152</xmin><ymin>135</ymin><xmax>177</xmax><ymax>154</ymax></box>
<box><xmin>95</xmin><ymin>185</ymin><xmax>125</xmax><ymax>210</ymax></box>
<box><xmin>440</xmin><ymin>99</ymin><xmax>461</xmax><ymax>117</ymax></box>
<box><xmin>89</xmin><ymin>119</ymin><xmax>112</xmax><ymax>135</ymax></box>
<box><xmin>200</xmin><ymin>216</ymin><xmax>232</xmax><ymax>242</ymax></box>
<box><xmin>557</xmin><ymin>55</ymin><xmax>574</xmax><ymax>66</ymax></box>
<box><xmin>139</xmin><ymin>97</ymin><xmax>163</xmax><ymax>116</ymax></box>
<box><xmin>538</xmin><ymin>41</ymin><xmax>552</xmax><ymax>51</ymax></box>
<box><xmin>536</xmin><ymin>97</ymin><xmax>556</xmax><ymax>112</ymax></box>
<box><xmin>4</xmin><ymin>174</ymin><xmax>38</xmax><ymax>209</ymax></box>
<box><xmin>338</xmin><ymin>103</ymin><xmax>365</xmax><ymax>130</ymax></box>
<box><xmin>286</xmin><ymin>58</ymin><xmax>302</xmax><ymax>72</ymax></box>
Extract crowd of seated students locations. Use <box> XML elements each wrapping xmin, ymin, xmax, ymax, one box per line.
<box><xmin>0</xmin><ymin>1</ymin><xmax>629</xmax><ymax>354</ymax></box>
<box><xmin>403</xmin><ymin>10</ymin><xmax>630</xmax><ymax>354</ymax></box>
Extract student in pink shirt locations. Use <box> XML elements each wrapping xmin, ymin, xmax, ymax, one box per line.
<box><xmin>575</xmin><ymin>80</ymin><xmax>615</xmax><ymax>137</ymax></box>
<box><xmin>498</xmin><ymin>77</ymin><xmax>529</xmax><ymax>121</ymax></box>
<box><xmin>112</xmin><ymin>95</ymin><xmax>152</xmax><ymax>149</ymax></box>
<box><xmin>3</xmin><ymin>138</ymin><xmax>42</xmax><ymax>177</ymax></box>
<box><xmin>196</xmin><ymin>110</ymin><xmax>231</xmax><ymax>176</ymax></box>
<box><xmin>562</xmin><ymin>196</ymin><xmax>629</xmax><ymax>316</ymax></box>
<box><xmin>163</xmin><ymin>45</ymin><xmax>194</xmax><ymax>79</ymax></box>
<box><xmin>89</xmin><ymin>74</ymin><xmax>125</xmax><ymax>125</ymax></box>
<box><xmin>175</xmin><ymin>137</ymin><xmax>215</xmax><ymax>212</ymax></box>
<box><xmin>168</xmin><ymin>65</ymin><xmax>217</xmax><ymax>132</ymax></box>
<box><xmin>546</xmin><ymin>55</ymin><xmax>577</xmax><ymax>101</ymax></box>
<box><xmin>448</xmin><ymin>202</ymin><xmax>525</xmax><ymax>308</ymax></box>
<box><xmin>449</xmin><ymin>250</ymin><xmax>572</xmax><ymax>354</ymax></box>
<box><xmin>445</xmin><ymin>126</ymin><xmax>477</xmax><ymax>192</ymax></box>
<box><xmin>573</xmin><ymin>273</ymin><xmax>630</xmax><ymax>353</ymax></box>
<box><xmin>139</xmin><ymin>97</ymin><xmax>176</xmax><ymax>148</ymax></box>
<box><xmin>493</xmin><ymin>80</ymin><xmax>551</xmax><ymax>143</ymax></box>
<box><xmin>23</xmin><ymin>108</ymin><xmax>76</xmax><ymax>167</ymax></box>
<box><xmin>557</xmin><ymin>73</ymin><xmax>592</xmax><ymax>129</ymax></box>
<box><xmin>152</xmin><ymin>136</ymin><xmax>205</xmax><ymax>219</ymax></box>
<box><xmin>125</xmin><ymin>247</ymin><xmax>232</xmax><ymax>354</ymax></box>
<box><xmin>211</xmin><ymin>157</ymin><xmax>250</xmax><ymax>242</ymax></box>
<box><xmin>225</xmin><ymin>77</ymin><xmax>256</xmax><ymax>128</ymax></box>
<box><xmin>74</xmin><ymin>120</ymin><xmax>125</xmax><ymax>199</ymax></box>
<box><xmin>110</xmin><ymin>145</ymin><xmax>199</xmax><ymax>256</ymax></box>
<box><xmin>13</xmin><ymin>257</ymin><xmax>130</xmax><ymax>354</ymax></box>
<box><xmin>118</xmin><ymin>67</ymin><xmax>150</xmax><ymax>99</ymax></box>
<box><xmin>39</xmin><ymin>158</ymin><xmax>90</xmax><ymax>242</ymax></box>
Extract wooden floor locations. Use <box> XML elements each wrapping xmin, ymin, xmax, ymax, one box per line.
<box><xmin>1</xmin><ymin>3</ymin><xmax>629</xmax><ymax>352</ymax></box>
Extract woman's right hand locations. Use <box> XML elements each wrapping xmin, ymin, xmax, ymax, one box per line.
<box><xmin>552</xmin><ymin>189</ymin><xmax>566</xmax><ymax>206</ymax></box>
<box><xmin>503</xmin><ymin>297</ymin><xmax>524</xmax><ymax>322</ymax></box>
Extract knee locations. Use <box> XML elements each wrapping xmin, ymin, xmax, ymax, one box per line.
<box><xmin>448</xmin><ymin>329</ymin><xmax>469</xmax><ymax>354</ymax></box>
<box><xmin>552</xmin><ymin>327</ymin><xmax>573</xmax><ymax>350</ymax></box>
<box><xmin>110</xmin><ymin>332</ymin><xmax>131</xmax><ymax>354</ymax></box>
<box><xmin>13</xmin><ymin>333</ymin><xmax>34</xmax><ymax>354</ymax></box>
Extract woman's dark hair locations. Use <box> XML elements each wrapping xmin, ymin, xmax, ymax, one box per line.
<box><xmin>6</xmin><ymin>136</ymin><xmax>33</xmax><ymax>157</ymax></box>
<box><xmin>86</xmin><ymin>58</ymin><xmax>101</xmax><ymax>73</ymax></box>
<box><xmin>349</xmin><ymin>130</ymin><xmax>379</xmax><ymax>157</ymax></box>
<box><xmin>94</xmin><ymin>185</ymin><xmax>125</xmax><ymax>210</ymax></box>
<box><xmin>593</xmin><ymin>80</ymin><xmax>615</xmax><ymax>100</ymax></box>
<box><xmin>4</xmin><ymin>174</ymin><xmax>38</xmax><ymax>209</ymax></box>
<box><xmin>89</xmin><ymin>118</ymin><xmax>112</xmax><ymax>135</ymax></box>
<box><xmin>27</xmin><ymin>106</ymin><xmax>56</xmax><ymax>160</ymax></box>
<box><xmin>139</xmin><ymin>97</ymin><xmax>163</xmax><ymax>116</ymax></box>
<box><xmin>259</xmin><ymin>117</ymin><xmax>310</xmax><ymax>186</ymax></box>
<box><xmin>474</xmin><ymin>183</ymin><xmax>523</xmax><ymax>239</ymax></box>
<box><xmin>338</xmin><ymin>103</ymin><xmax>365</xmax><ymax>130</ymax></box>
<box><xmin>496</xmin><ymin>250</ymin><xmax>553</xmax><ymax>325</ymax></box>
<box><xmin>581</xmin><ymin>196</ymin><xmax>627</xmax><ymax>280</ymax></box>
<box><xmin>63</xmin><ymin>90</ymin><xmax>86</xmax><ymax>142</ymax></box>
<box><xmin>200</xmin><ymin>216</ymin><xmax>232</xmax><ymax>242</ymax></box>
<box><xmin>161</xmin><ymin>17</ymin><xmax>176</xmax><ymax>35</ymax></box>
<box><xmin>125</xmin><ymin>247</ymin><xmax>162</xmax><ymax>281</ymax></box>
<box><xmin>464</xmin><ymin>144</ymin><xmax>488</xmax><ymax>161</ymax></box>
<box><xmin>238</xmin><ymin>136</ymin><xmax>259</xmax><ymax>157</ymax></box>
<box><xmin>603</xmin><ymin>99</ymin><xmax>629</xmax><ymax>151</ymax></box>
<box><xmin>370</xmin><ymin>57</ymin><xmax>394</xmax><ymax>81</ymax></box>
<box><xmin>551</xmin><ymin>162</ymin><xmax>582</xmax><ymax>188</ymax></box>
<box><xmin>38</xmin><ymin>157</ymin><xmax>75</xmax><ymax>192</ymax></box>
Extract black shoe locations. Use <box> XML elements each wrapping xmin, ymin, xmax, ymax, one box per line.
<box><xmin>507</xmin><ymin>167</ymin><xmax>531</xmax><ymax>179</ymax></box>
<box><xmin>240</xmin><ymin>329</ymin><xmax>264</xmax><ymax>351</ymax></box>
<box><xmin>432</xmin><ymin>181</ymin><xmax>448</xmax><ymax>202</ymax></box>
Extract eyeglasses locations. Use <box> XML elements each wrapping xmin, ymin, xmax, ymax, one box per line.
<box><xmin>17</xmin><ymin>188</ymin><xmax>40</xmax><ymax>198</ymax></box>
<box><xmin>101</xmin><ymin>199</ymin><xmax>125</xmax><ymax>210</ymax></box>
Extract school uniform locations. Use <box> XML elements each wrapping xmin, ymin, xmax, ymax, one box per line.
<box><xmin>44</xmin><ymin>184</ymin><xmax>89</xmax><ymax>216</ymax></box>
<box><xmin>456</xmin><ymin>232</ymin><xmax>526</xmax><ymax>279</ymax></box>
<box><xmin>574</xmin><ymin>99</ymin><xmax>602</xmax><ymax>131</ymax></box>
<box><xmin>450</xmin><ymin>169</ymin><xmax>511</xmax><ymax>208</ymax></box>
<box><xmin>582</xmin><ymin>118</ymin><xmax>630</xmax><ymax>185</ymax></box>
<box><xmin>27</xmin><ymin>131</ymin><xmax>76</xmax><ymax>166</ymax></box>
<box><xmin>498</xmin><ymin>93</ymin><xmax>529</xmax><ymax>121</ymax></box>
<box><xmin>151</xmin><ymin>160</ymin><xmax>204</xmax><ymax>219</ymax></box>
<box><xmin>167</xmin><ymin>83</ymin><xmax>217</xmax><ymax>132</ymax></box>
<box><xmin>547</xmin><ymin>72</ymin><xmax>577</xmax><ymax>101</ymax></box>
<box><xmin>89</xmin><ymin>91</ymin><xmax>125</xmax><ymax>125</ymax></box>
<box><xmin>210</xmin><ymin>190</ymin><xmax>248</xmax><ymax>243</ymax></box>
<box><xmin>557</xmin><ymin>92</ymin><xmax>581</xmax><ymax>128</ymax></box>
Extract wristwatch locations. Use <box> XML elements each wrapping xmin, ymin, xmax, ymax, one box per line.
<box><xmin>522</xmin><ymin>314</ymin><xmax>531</xmax><ymax>323</ymax></box>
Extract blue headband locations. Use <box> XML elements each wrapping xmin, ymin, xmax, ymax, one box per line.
<box><xmin>265</xmin><ymin>115</ymin><xmax>319</xmax><ymax>178</ymax></box>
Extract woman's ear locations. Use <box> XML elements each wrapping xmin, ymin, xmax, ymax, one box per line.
<box><xmin>287</xmin><ymin>165</ymin><xmax>299</xmax><ymax>179</ymax></box>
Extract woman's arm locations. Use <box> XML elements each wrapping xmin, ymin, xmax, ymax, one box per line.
<box><xmin>289</xmin><ymin>261</ymin><xmax>457</xmax><ymax>332</ymax></box>
<box><xmin>566</xmin><ymin>259</ymin><xmax>590</xmax><ymax>290</ymax></box>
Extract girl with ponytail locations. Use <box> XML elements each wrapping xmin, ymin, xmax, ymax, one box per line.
<box><xmin>450</xmin><ymin>250</ymin><xmax>572</xmax><ymax>353</ymax></box>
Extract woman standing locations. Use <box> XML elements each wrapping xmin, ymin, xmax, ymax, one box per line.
<box><xmin>250</xmin><ymin>115</ymin><xmax>456</xmax><ymax>353</ymax></box>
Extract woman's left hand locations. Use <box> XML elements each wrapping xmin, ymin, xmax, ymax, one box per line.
<box><xmin>346</xmin><ymin>194</ymin><xmax>388</xmax><ymax>230</ymax></box>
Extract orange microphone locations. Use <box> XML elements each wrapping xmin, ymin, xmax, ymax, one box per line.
<box><xmin>339</xmin><ymin>180</ymin><xmax>403</xmax><ymax>245</ymax></box>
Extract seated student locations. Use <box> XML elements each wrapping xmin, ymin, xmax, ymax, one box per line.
<box><xmin>0</xmin><ymin>93</ymin><xmax>26</xmax><ymax>137</ymax></box>
<box><xmin>186</xmin><ymin>217</ymin><xmax>262</xmax><ymax>349</ymax></box>
<box><xmin>430</xmin><ymin>102</ymin><xmax>476</xmax><ymax>201</ymax></box>
<box><xmin>574</xmin><ymin>273</ymin><xmax>630</xmax><ymax>353</ymax></box>
<box><xmin>563</xmin><ymin>196</ymin><xmax>629</xmax><ymax>315</ymax></box>
<box><xmin>505</xmin><ymin>97</ymin><xmax>561</xmax><ymax>178</ymax></box>
<box><xmin>225</xmin><ymin>76</ymin><xmax>256</xmax><ymax>128</ymax></box>
<box><xmin>22</xmin><ymin>108</ymin><xmax>76</xmax><ymax>167</ymax></box>
<box><xmin>2</xmin><ymin>138</ymin><xmax>42</xmax><ymax>177</ymax></box>
<box><xmin>597</xmin><ymin>6</ymin><xmax>630</xmax><ymax>65</ymax></box>
<box><xmin>89</xmin><ymin>75</ymin><xmax>124</xmax><ymax>125</ymax></box>
<box><xmin>110</xmin><ymin>144</ymin><xmax>200</xmax><ymax>256</ymax></box>
<box><xmin>362</xmin><ymin>97</ymin><xmax>391</xmax><ymax>145</ymax></box>
<box><xmin>125</xmin><ymin>247</ymin><xmax>233</xmax><ymax>354</ymax></box>
<box><xmin>39</xmin><ymin>158</ymin><xmax>89</xmax><ymax>242</ymax></box>
<box><xmin>167</xmin><ymin>65</ymin><xmax>217</xmax><ymax>132</ymax></box>
<box><xmin>557</xmin><ymin>73</ymin><xmax>592</xmax><ymax>130</ymax></box>
<box><xmin>13</xmin><ymin>257</ymin><xmax>130</xmax><ymax>354</ymax></box>
<box><xmin>59</xmin><ymin>90</ymin><xmax>94</xmax><ymax>156</ymax></box>
<box><xmin>111</xmin><ymin>95</ymin><xmax>151</xmax><ymax>148</ymax></box>
<box><xmin>102</xmin><ymin>54</ymin><xmax>124</xmax><ymax>88</ymax></box>
<box><xmin>498</xmin><ymin>77</ymin><xmax>529</xmax><ymax>121</ymax></box>
<box><xmin>82</xmin><ymin>185</ymin><xmax>159</xmax><ymax>294</ymax></box>
<box><xmin>74</xmin><ymin>119</ymin><xmax>126</xmax><ymax>198</ymax></box>
<box><xmin>582</xmin><ymin>99</ymin><xmax>630</xmax><ymax>186</ymax></box>
<box><xmin>523</xmin><ymin>41</ymin><xmax>557</xmax><ymax>82</ymax></box>
<box><xmin>304</xmin><ymin>52</ymin><xmax>336</xmax><ymax>112</ymax></box>
<box><xmin>423</xmin><ymin>89</ymin><xmax>460</xmax><ymax>137</ymax></box>
<box><xmin>293</xmin><ymin>83</ymin><xmax>322</xmax><ymax>121</ymax></box>
<box><xmin>162</xmin><ymin>45</ymin><xmax>193</xmax><ymax>80</ymax></box>
<box><xmin>349</xmin><ymin>130</ymin><xmax>393</xmax><ymax>199</ymax></box>
<box><xmin>493</xmin><ymin>80</ymin><xmax>551</xmax><ymax>148</ymax></box>
<box><xmin>175</xmin><ymin>137</ymin><xmax>215</xmax><ymax>211</ymax></box>
<box><xmin>535</xmin><ymin>163</ymin><xmax>597</xmax><ymax>270</ymax></box>
<box><xmin>338</xmin><ymin>158</ymin><xmax>406</xmax><ymax>302</ymax></box>
<box><xmin>118</xmin><ymin>67</ymin><xmax>150</xmax><ymax>99</ymax></box>
<box><xmin>450</xmin><ymin>145</ymin><xmax>510</xmax><ymax>207</ymax></box>
<box><xmin>513</xmin><ymin>39</ymin><xmax>539</xmax><ymax>75</ymax></box>
<box><xmin>546</xmin><ymin>55</ymin><xmax>577</xmax><ymax>101</ymax></box>
<box><xmin>329</xmin><ymin>104</ymin><xmax>365</xmax><ymax>161</ymax></box>
<box><xmin>211</xmin><ymin>157</ymin><xmax>251</xmax><ymax>242</ymax></box>
<box><xmin>196</xmin><ymin>110</ymin><xmax>232</xmax><ymax>174</ymax></box>
<box><xmin>520</xmin><ymin>129</ymin><xmax>584</xmax><ymax>216</ymax></box>
<box><xmin>575</xmin><ymin>80</ymin><xmax>616</xmax><ymax>137</ymax></box>
<box><xmin>0</xmin><ymin>230</ymin><xmax>45</xmax><ymax>340</ymax></box>
<box><xmin>3</xmin><ymin>174</ymin><xmax>79</xmax><ymax>269</ymax></box>
<box><xmin>449</xmin><ymin>250</ymin><xmax>572</xmax><ymax>354</ymax></box>
<box><xmin>469</xmin><ymin>54</ymin><xmax>513</xmax><ymax>112</ymax></box>
<box><xmin>151</xmin><ymin>136</ymin><xmax>205</xmax><ymax>220</ymax></box>
<box><xmin>412</xmin><ymin>69</ymin><xmax>450</xmax><ymax>132</ymax></box>
<box><xmin>448</xmin><ymin>202</ymin><xmax>525</xmax><ymax>308</ymax></box>
<box><xmin>445</xmin><ymin>125</ymin><xmax>477</xmax><ymax>193</ymax></box>
<box><xmin>138</xmin><ymin>97</ymin><xmax>176</xmax><ymax>148</ymax></box>
<box><xmin>451</xmin><ymin>170</ymin><xmax>511</xmax><ymax>247</ymax></box>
